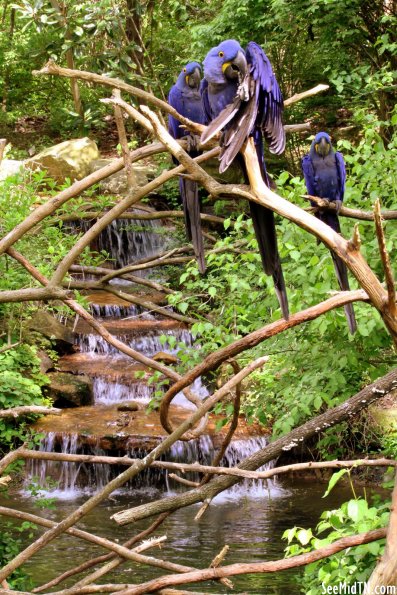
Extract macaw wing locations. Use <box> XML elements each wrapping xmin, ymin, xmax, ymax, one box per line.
<box><xmin>168</xmin><ymin>85</ymin><xmax>186</xmax><ymax>140</ymax></box>
<box><xmin>301</xmin><ymin>155</ymin><xmax>317</xmax><ymax>196</ymax></box>
<box><xmin>246</xmin><ymin>41</ymin><xmax>285</xmax><ymax>155</ymax></box>
<box><xmin>199</xmin><ymin>78</ymin><xmax>213</xmax><ymax>126</ymax></box>
<box><xmin>335</xmin><ymin>151</ymin><xmax>346</xmax><ymax>201</ymax></box>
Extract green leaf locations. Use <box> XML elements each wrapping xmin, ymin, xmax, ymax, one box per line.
<box><xmin>323</xmin><ymin>469</ymin><xmax>349</xmax><ymax>498</ymax></box>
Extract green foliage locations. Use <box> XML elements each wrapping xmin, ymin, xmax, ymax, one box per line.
<box><xmin>283</xmin><ymin>474</ymin><xmax>391</xmax><ymax>594</ymax></box>
<box><xmin>0</xmin><ymin>344</ymin><xmax>49</xmax><ymax>455</ymax></box>
<box><xmin>0</xmin><ymin>520</ymin><xmax>36</xmax><ymax>590</ymax></box>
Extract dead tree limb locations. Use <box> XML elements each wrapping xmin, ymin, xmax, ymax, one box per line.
<box><xmin>159</xmin><ymin>289</ymin><xmax>368</xmax><ymax>428</ymax></box>
<box><xmin>69</xmin><ymin>265</ymin><xmax>175</xmax><ymax>295</ymax></box>
<box><xmin>112</xmin><ymin>366</ymin><xmax>397</xmax><ymax>525</ymax></box>
<box><xmin>59</xmin><ymin>211</ymin><xmax>225</xmax><ymax>225</ymax></box>
<box><xmin>33</xmin><ymin>61</ymin><xmax>328</xmax><ymax>133</ymax></box>
<box><xmin>112</xmin><ymin>528</ymin><xmax>387</xmax><ymax>595</ymax></box>
<box><xmin>33</xmin><ymin>514</ymin><xmax>170</xmax><ymax>593</ymax></box>
<box><xmin>16</xmin><ymin>450</ymin><xmax>397</xmax><ymax>479</ymax></box>
<box><xmin>303</xmin><ymin>195</ymin><xmax>397</xmax><ymax>221</ymax></box>
<box><xmin>0</xmin><ymin>406</ymin><xmax>62</xmax><ymax>419</ymax></box>
<box><xmin>48</xmin><ymin>147</ymin><xmax>219</xmax><ymax>287</ymax></box>
<box><xmin>0</xmin><ymin>287</ymin><xmax>73</xmax><ymax>303</ymax></box>
<box><xmin>113</xmin><ymin>89</ymin><xmax>137</xmax><ymax>189</ymax></box>
<box><xmin>139</xmin><ymin>105</ymin><xmax>397</xmax><ymax>342</ymax></box>
<box><xmin>374</xmin><ymin>198</ymin><xmax>397</xmax><ymax>317</ymax></box>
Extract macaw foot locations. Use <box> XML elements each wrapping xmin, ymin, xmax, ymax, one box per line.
<box><xmin>186</xmin><ymin>133</ymin><xmax>201</xmax><ymax>153</ymax></box>
<box><xmin>237</xmin><ymin>73</ymin><xmax>250</xmax><ymax>101</ymax></box>
<box><xmin>334</xmin><ymin>199</ymin><xmax>342</xmax><ymax>213</ymax></box>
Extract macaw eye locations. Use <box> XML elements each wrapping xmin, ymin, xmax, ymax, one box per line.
<box><xmin>183</xmin><ymin>68</ymin><xmax>187</xmax><ymax>73</ymax></box>
<box><xmin>218</xmin><ymin>51</ymin><xmax>224</xmax><ymax>58</ymax></box>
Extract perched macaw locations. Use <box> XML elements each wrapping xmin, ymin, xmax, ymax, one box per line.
<box><xmin>302</xmin><ymin>131</ymin><xmax>357</xmax><ymax>334</ymax></box>
<box><xmin>200</xmin><ymin>39</ymin><xmax>289</xmax><ymax>320</ymax></box>
<box><xmin>168</xmin><ymin>62</ymin><xmax>207</xmax><ymax>274</ymax></box>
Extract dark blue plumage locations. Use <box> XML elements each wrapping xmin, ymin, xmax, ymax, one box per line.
<box><xmin>201</xmin><ymin>39</ymin><xmax>289</xmax><ymax>319</ymax></box>
<box><xmin>302</xmin><ymin>132</ymin><xmax>357</xmax><ymax>334</ymax></box>
<box><xmin>168</xmin><ymin>62</ymin><xmax>207</xmax><ymax>274</ymax></box>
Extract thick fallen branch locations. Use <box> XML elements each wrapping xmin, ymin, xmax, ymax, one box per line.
<box><xmin>113</xmin><ymin>528</ymin><xmax>387</xmax><ymax>595</ymax></box>
<box><xmin>0</xmin><ymin>287</ymin><xmax>72</xmax><ymax>303</ymax></box>
<box><xmin>16</xmin><ymin>450</ymin><xmax>397</xmax><ymax>479</ymax></box>
<box><xmin>0</xmin><ymin>406</ymin><xmax>61</xmax><ymax>419</ymax></box>
<box><xmin>112</xmin><ymin>366</ymin><xmax>397</xmax><ymax>525</ymax></box>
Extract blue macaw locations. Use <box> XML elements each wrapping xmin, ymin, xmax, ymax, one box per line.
<box><xmin>200</xmin><ymin>39</ymin><xmax>289</xmax><ymax>319</ymax></box>
<box><xmin>302</xmin><ymin>131</ymin><xmax>357</xmax><ymax>334</ymax></box>
<box><xmin>168</xmin><ymin>62</ymin><xmax>207</xmax><ymax>274</ymax></box>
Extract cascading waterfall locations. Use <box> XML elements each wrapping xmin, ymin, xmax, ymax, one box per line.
<box><xmin>27</xmin><ymin>208</ymin><xmax>272</xmax><ymax>500</ymax></box>
<box><xmin>26</xmin><ymin>434</ymin><xmax>272</xmax><ymax>498</ymax></box>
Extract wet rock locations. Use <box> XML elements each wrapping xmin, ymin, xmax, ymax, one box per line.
<box><xmin>27</xmin><ymin>310</ymin><xmax>76</xmax><ymax>354</ymax></box>
<box><xmin>45</xmin><ymin>372</ymin><xmax>93</xmax><ymax>408</ymax></box>
<box><xmin>25</xmin><ymin>138</ymin><xmax>99</xmax><ymax>182</ymax></box>
<box><xmin>89</xmin><ymin>159</ymin><xmax>155</xmax><ymax>195</ymax></box>
<box><xmin>152</xmin><ymin>351</ymin><xmax>179</xmax><ymax>365</ymax></box>
<box><xmin>117</xmin><ymin>401</ymin><xmax>141</xmax><ymax>412</ymax></box>
<box><xmin>37</xmin><ymin>350</ymin><xmax>54</xmax><ymax>373</ymax></box>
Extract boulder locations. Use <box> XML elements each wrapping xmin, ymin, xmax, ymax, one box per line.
<box><xmin>37</xmin><ymin>349</ymin><xmax>54</xmax><ymax>374</ymax></box>
<box><xmin>0</xmin><ymin>159</ymin><xmax>24</xmax><ymax>181</ymax></box>
<box><xmin>89</xmin><ymin>159</ymin><xmax>155</xmax><ymax>195</ymax></box>
<box><xmin>117</xmin><ymin>401</ymin><xmax>141</xmax><ymax>412</ymax></box>
<box><xmin>152</xmin><ymin>351</ymin><xmax>179</xmax><ymax>365</ymax></box>
<box><xmin>27</xmin><ymin>310</ymin><xmax>76</xmax><ymax>354</ymax></box>
<box><xmin>45</xmin><ymin>372</ymin><xmax>93</xmax><ymax>407</ymax></box>
<box><xmin>25</xmin><ymin>138</ymin><xmax>99</xmax><ymax>182</ymax></box>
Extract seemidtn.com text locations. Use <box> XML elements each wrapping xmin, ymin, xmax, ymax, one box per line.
<box><xmin>322</xmin><ymin>584</ymin><xmax>397</xmax><ymax>595</ymax></box>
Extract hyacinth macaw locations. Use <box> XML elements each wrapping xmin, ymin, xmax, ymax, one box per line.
<box><xmin>200</xmin><ymin>39</ymin><xmax>289</xmax><ymax>319</ymax></box>
<box><xmin>302</xmin><ymin>131</ymin><xmax>357</xmax><ymax>334</ymax></box>
<box><xmin>168</xmin><ymin>62</ymin><xmax>207</xmax><ymax>274</ymax></box>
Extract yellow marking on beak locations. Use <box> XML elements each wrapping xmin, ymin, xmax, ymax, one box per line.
<box><xmin>185</xmin><ymin>75</ymin><xmax>189</xmax><ymax>85</ymax></box>
<box><xmin>314</xmin><ymin>143</ymin><xmax>319</xmax><ymax>153</ymax></box>
<box><xmin>222</xmin><ymin>61</ymin><xmax>232</xmax><ymax>73</ymax></box>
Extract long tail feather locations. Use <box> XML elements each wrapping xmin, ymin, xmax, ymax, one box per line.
<box><xmin>250</xmin><ymin>201</ymin><xmax>289</xmax><ymax>319</ymax></box>
<box><xmin>330</xmin><ymin>250</ymin><xmax>357</xmax><ymax>334</ymax></box>
<box><xmin>180</xmin><ymin>178</ymin><xmax>206</xmax><ymax>274</ymax></box>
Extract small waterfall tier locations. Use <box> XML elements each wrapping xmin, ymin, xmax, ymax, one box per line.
<box><xmin>26</xmin><ymin>431</ymin><xmax>271</xmax><ymax>498</ymax></box>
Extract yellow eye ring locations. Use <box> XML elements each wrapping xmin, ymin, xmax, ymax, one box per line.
<box><xmin>218</xmin><ymin>51</ymin><xmax>224</xmax><ymax>57</ymax></box>
<box><xmin>183</xmin><ymin>67</ymin><xmax>187</xmax><ymax>72</ymax></box>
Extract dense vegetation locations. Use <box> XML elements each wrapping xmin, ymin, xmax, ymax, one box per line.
<box><xmin>0</xmin><ymin>0</ymin><xmax>396</xmax><ymax>591</ymax></box>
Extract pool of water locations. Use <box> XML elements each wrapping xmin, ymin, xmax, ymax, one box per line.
<box><xmin>0</xmin><ymin>478</ymin><xmax>374</xmax><ymax>594</ymax></box>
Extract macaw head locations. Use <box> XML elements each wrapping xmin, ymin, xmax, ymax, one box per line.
<box><xmin>176</xmin><ymin>62</ymin><xmax>202</xmax><ymax>89</ymax></box>
<box><xmin>313</xmin><ymin>131</ymin><xmax>332</xmax><ymax>157</ymax></box>
<box><xmin>203</xmin><ymin>39</ymin><xmax>247</xmax><ymax>84</ymax></box>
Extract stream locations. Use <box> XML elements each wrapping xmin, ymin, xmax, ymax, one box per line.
<box><xmin>4</xmin><ymin>206</ymin><xmax>377</xmax><ymax>593</ymax></box>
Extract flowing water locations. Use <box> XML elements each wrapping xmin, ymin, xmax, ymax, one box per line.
<box><xmin>15</xmin><ymin>210</ymin><xmax>374</xmax><ymax>593</ymax></box>
<box><xmin>1</xmin><ymin>480</ymin><xmax>373</xmax><ymax>593</ymax></box>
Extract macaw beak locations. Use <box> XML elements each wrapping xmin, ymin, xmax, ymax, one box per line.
<box><xmin>316</xmin><ymin>137</ymin><xmax>331</xmax><ymax>157</ymax></box>
<box><xmin>222</xmin><ymin>50</ymin><xmax>247</xmax><ymax>79</ymax></box>
<box><xmin>186</xmin><ymin>67</ymin><xmax>201</xmax><ymax>89</ymax></box>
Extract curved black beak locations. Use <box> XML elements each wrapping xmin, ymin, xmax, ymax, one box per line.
<box><xmin>187</xmin><ymin>67</ymin><xmax>201</xmax><ymax>89</ymax></box>
<box><xmin>223</xmin><ymin>50</ymin><xmax>247</xmax><ymax>80</ymax></box>
<box><xmin>317</xmin><ymin>136</ymin><xmax>330</xmax><ymax>157</ymax></box>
